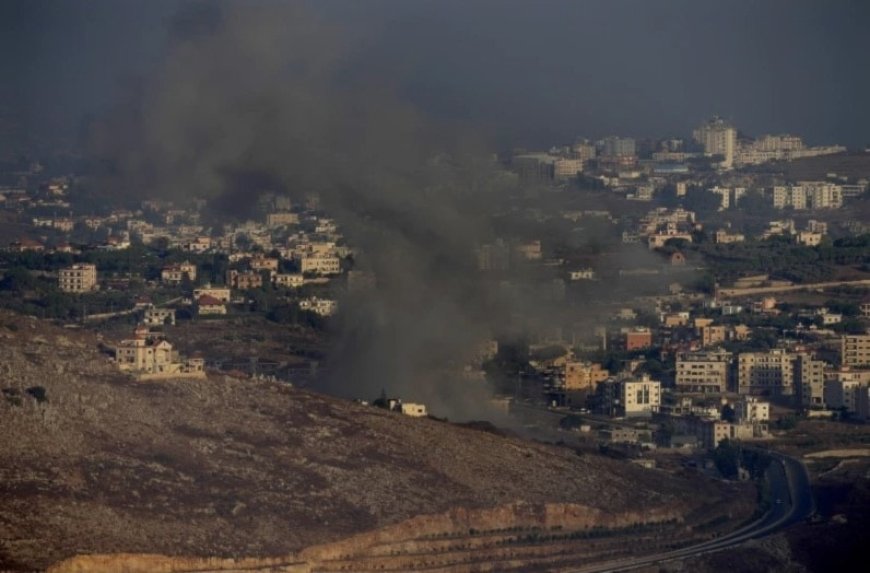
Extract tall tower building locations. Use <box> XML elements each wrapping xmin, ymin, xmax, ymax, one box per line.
<box><xmin>693</xmin><ymin>116</ymin><xmax>737</xmax><ymax>169</ymax></box>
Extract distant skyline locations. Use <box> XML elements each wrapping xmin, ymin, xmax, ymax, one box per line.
<box><xmin>2</xmin><ymin>0</ymin><xmax>870</xmax><ymax>155</ymax></box>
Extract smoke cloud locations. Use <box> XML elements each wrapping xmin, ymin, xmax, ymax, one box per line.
<box><xmin>91</xmin><ymin>2</ymin><xmax>680</xmax><ymax>420</ymax></box>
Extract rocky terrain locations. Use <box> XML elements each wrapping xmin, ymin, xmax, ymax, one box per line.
<box><xmin>0</xmin><ymin>310</ymin><xmax>754</xmax><ymax>571</ymax></box>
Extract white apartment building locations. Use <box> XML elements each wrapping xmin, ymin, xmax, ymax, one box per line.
<box><xmin>693</xmin><ymin>117</ymin><xmax>737</xmax><ymax>169</ymax></box>
<box><xmin>619</xmin><ymin>376</ymin><xmax>661</xmax><ymax>417</ymax></box>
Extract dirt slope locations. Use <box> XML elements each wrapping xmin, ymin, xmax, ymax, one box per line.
<box><xmin>0</xmin><ymin>310</ymin><xmax>740</xmax><ymax>570</ymax></box>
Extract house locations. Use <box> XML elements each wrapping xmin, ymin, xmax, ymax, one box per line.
<box><xmin>196</xmin><ymin>295</ymin><xmax>227</xmax><ymax>316</ymax></box>
<box><xmin>273</xmin><ymin>273</ymin><xmax>304</xmax><ymax>288</ymax></box>
<box><xmin>142</xmin><ymin>306</ymin><xmax>176</xmax><ymax>326</ymax></box>
<box><xmin>193</xmin><ymin>286</ymin><xmax>231</xmax><ymax>303</ymax></box>
<box><xmin>226</xmin><ymin>269</ymin><xmax>263</xmax><ymax>290</ymax></box>
<box><xmin>400</xmin><ymin>402</ymin><xmax>428</xmax><ymax>417</ymax></box>
<box><xmin>569</xmin><ymin>268</ymin><xmax>596</xmax><ymax>280</ymax></box>
<box><xmin>161</xmin><ymin>261</ymin><xmax>197</xmax><ymax>284</ymax></box>
<box><xmin>114</xmin><ymin>328</ymin><xmax>205</xmax><ymax>380</ymax></box>
<box><xmin>299</xmin><ymin>297</ymin><xmax>337</xmax><ymax>317</ymax></box>
<box><xmin>624</xmin><ymin>327</ymin><xmax>652</xmax><ymax>351</ymax></box>
<box><xmin>249</xmin><ymin>257</ymin><xmax>279</xmax><ymax>272</ymax></box>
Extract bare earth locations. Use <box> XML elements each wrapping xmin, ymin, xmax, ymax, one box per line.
<box><xmin>0</xmin><ymin>310</ymin><xmax>752</xmax><ymax>571</ymax></box>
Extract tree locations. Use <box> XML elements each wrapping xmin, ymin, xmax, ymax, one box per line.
<box><xmin>712</xmin><ymin>439</ymin><xmax>740</xmax><ymax>479</ymax></box>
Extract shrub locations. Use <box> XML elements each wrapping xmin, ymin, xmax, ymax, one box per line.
<box><xmin>26</xmin><ymin>386</ymin><xmax>48</xmax><ymax>403</ymax></box>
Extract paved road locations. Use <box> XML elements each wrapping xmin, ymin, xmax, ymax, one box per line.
<box><xmin>568</xmin><ymin>450</ymin><xmax>814</xmax><ymax>572</ymax></box>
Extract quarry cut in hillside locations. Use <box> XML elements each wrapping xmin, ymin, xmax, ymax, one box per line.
<box><xmin>0</xmin><ymin>310</ymin><xmax>753</xmax><ymax>571</ymax></box>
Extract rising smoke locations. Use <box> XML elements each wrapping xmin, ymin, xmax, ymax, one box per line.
<box><xmin>91</xmin><ymin>2</ymin><xmax>527</xmax><ymax>419</ymax></box>
<box><xmin>91</xmin><ymin>2</ymin><xmax>676</xmax><ymax>421</ymax></box>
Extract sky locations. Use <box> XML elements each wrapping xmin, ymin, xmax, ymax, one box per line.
<box><xmin>2</xmin><ymin>0</ymin><xmax>870</xmax><ymax>155</ymax></box>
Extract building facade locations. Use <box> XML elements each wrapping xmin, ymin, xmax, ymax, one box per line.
<box><xmin>58</xmin><ymin>263</ymin><xmax>98</xmax><ymax>293</ymax></box>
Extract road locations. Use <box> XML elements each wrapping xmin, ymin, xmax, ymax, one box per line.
<box><xmin>567</xmin><ymin>450</ymin><xmax>814</xmax><ymax>572</ymax></box>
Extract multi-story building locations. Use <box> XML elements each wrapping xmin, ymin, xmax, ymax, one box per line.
<box><xmin>249</xmin><ymin>257</ymin><xmax>279</xmax><ymax>272</ymax></box>
<box><xmin>841</xmin><ymin>335</ymin><xmax>870</xmax><ymax>367</ymax></box>
<box><xmin>161</xmin><ymin>261</ymin><xmax>197</xmax><ymax>284</ymax></box>
<box><xmin>300</xmin><ymin>255</ymin><xmax>341</xmax><ymax>275</ymax></box>
<box><xmin>794</xmin><ymin>354</ymin><xmax>827</xmax><ymax>408</ymax></box>
<box><xmin>299</xmin><ymin>297</ymin><xmax>338</xmax><ymax>317</ymax></box>
<box><xmin>600</xmin><ymin>136</ymin><xmax>637</xmax><ymax>159</ymax></box>
<box><xmin>700</xmin><ymin>325</ymin><xmax>727</xmax><ymax>348</ymax></box>
<box><xmin>226</xmin><ymin>270</ymin><xmax>263</xmax><ymax>290</ymax></box>
<box><xmin>619</xmin><ymin>375</ymin><xmax>661</xmax><ymax>417</ymax></box>
<box><xmin>675</xmin><ymin>350</ymin><xmax>731</xmax><ymax>393</ymax></box>
<box><xmin>266</xmin><ymin>212</ymin><xmax>300</xmax><ymax>227</ymax></box>
<box><xmin>273</xmin><ymin>273</ymin><xmax>305</xmax><ymax>288</ymax></box>
<box><xmin>115</xmin><ymin>329</ymin><xmax>205</xmax><ymax>380</ymax></box>
<box><xmin>564</xmin><ymin>361</ymin><xmax>609</xmax><ymax>392</ymax></box>
<box><xmin>734</xmin><ymin>396</ymin><xmax>770</xmax><ymax>423</ymax></box>
<box><xmin>58</xmin><ymin>263</ymin><xmax>98</xmax><ymax>293</ymax></box>
<box><xmin>824</xmin><ymin>379</ymin><xmax>867</xmax><ymax>413</ymax></box>
<box><xmin>737</xmin><ymin>350</ymin><xmax>797</xmax><ymax>398</ymax></box>
<box><xmin>693</xmin><ymin>117</ymin><xmax>737</xmax><ymax>169</ymax></box>
<box><xmin>624</xmin><ymin>327</ymin><xmax>653</xmax><ymax>351</ymax></box>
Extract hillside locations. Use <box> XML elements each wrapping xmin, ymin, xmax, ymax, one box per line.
<box><xmin>0</xmin><ymin>310</ymin><xmax>753</xmax><ymax>571</ymax></box>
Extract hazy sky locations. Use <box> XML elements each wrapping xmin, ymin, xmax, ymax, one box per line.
<box><xmin>2</xmin><ymin>0</ymin><xmax>869</xmax><ymax>153</ymax></box>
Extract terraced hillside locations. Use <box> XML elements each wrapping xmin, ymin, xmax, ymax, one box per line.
<box><xmin>0</xmin><ymin>310</ymin><xmax>754</xmax><ymax>571</ymax></box>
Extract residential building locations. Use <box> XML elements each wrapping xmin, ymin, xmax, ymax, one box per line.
<box><xmin>142</xmin><ymin>307</ymin><xmax>175</xmax><ymax>326</ymax></box>
<box><xmin>625</xmin><ymin>327</ymin><xmax>653</xmax><ymax>351</ymax></box>
<box><xmin>737</xmin><ymin>350</ymin><xmax>797</xmax><ymax>398</ymax></box>
<box><xmin>824</xmin><ymin>379</ymin><xmax>868</xmax><ymax>413</ymax></box>
<box><xmin>299</xmin><ymin>297</ymin><xmax>338</xmax><ymax>317</ymax></box>
<box><xmin>249</xmin><ymin>257</ymin><xmax>279</xmax><ymax>272</ymax></box>
<box><xmin>226</xmin><ymin>270</ymin><xmax>263</xmax><ymax>290</ymax></box>
<box><xmin>700</xmin><ymin>325</ymin><xmax>727</xmax><ymax>348</ymax></box>
<box><xmin>600</xmin><ymin>136</ymin><xmax>637</xmax><ymax>159</ymax></box>
<box><xmin>795</xmin><ymin>354</ymin><xmax>827</xmax><ymax>408</ymax></box>
<box><xmin>569</xmin><ymin>268</ymin><xmax>596</xmax><ymax>280</ymax></box>
<box><xmin>58</xmin><ymin>263</ymin><xmax>98</xmax><ymax>293</ymax></box>
<box><xmin>266</xmin><ymin>212</ymin><xmax>300</xmax><ymax>227</ymax></box>
<box><xmin>273</xmin><ymin>273</ymin><xmax>304</xmax><ymax>288</ymax></box>
<box><xmin>841</xmin><ymin>335</ymin><xmax>870</xmax><ymax>367</ymax></box>
<box><xmin>714</xmin><ymin>229</ymin><xmax>745</xmax><ymax>244</ymax></box>
<box><xmin>193</xmin><ymin>286</ymin><xmax>231</xmax><ymax>302</ymax></box>
<box><xmin>693</xmin><ymin>117</ymin><xmax>737</xmax><ymax>169</ymax></box>
<box><xmin>564</xmin><ymin>361</ymin><xmax>609</xmax><ymax>392</ymax></box>
<box><xmin>675</xmin><ymin>350</ymin><xmax>731</xmax><ymax>393</ymax></box>
<box><xmin>400</xmin><ymin>402</ymin><xmax>428</xmax><ymax>417</ymax></box>
<box><xmin>734</xmin><ymin>396</ymin><xmax>770</xmax><ymax>423</ymax></box>
<box><xmin>196</xmin><ymin>295</ymin><xmax>227</xmax><ymax>316</ymax></box>
<box><xmin>114</xmin><ymin>328</ymin><xmax>205</xmax><ymax>380</ymax></box>
<box><xmin>300</xmin><ymin>255</ymin><xmax>341</xmax><ymax>275</ymax></box>
<box><xmin>161</xmin><ymin>261</ymin><xmax>197</xmax><ymax>284</ymax></box>
<box><xmin>619</xmin><ymin>375</ymin><xmax>661</xmax><ymax>417</ymax></box>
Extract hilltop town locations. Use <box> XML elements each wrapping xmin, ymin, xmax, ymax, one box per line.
<box><xmin>2</xmin><ymin>117</ymin><xmax>870</xmax><ymax>571</ymax></box>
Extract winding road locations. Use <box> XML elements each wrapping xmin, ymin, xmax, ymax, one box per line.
<box><xmin>568</xmin><ymin>450</ymin><xmax>815</xmax><ymax>572</ymax></box>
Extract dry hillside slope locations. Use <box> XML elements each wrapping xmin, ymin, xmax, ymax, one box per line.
<box><xmin>0</xmin><ymin>310</ymin><xmax>749</xmax><ymax>571</ymax></box>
